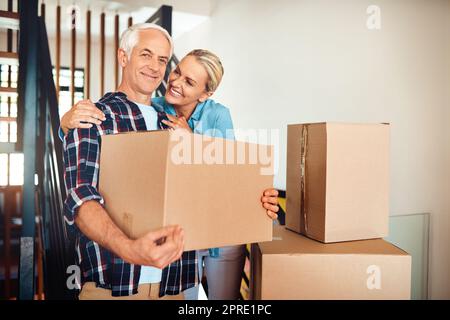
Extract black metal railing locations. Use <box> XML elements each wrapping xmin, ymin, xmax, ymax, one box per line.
<box><xmin>17</xmin><ymin>0</ymin><xmax>75</xmax><ymax>300</ymax></box>
<box><xmin>36</xmin><ymin>16</ymin><xmax>77</xmax><ymax>300</ymax></box>
<box><xmin>17</xmin><ymin>0</ymin><xmax>38</xmax><ymax>300</ymax></box>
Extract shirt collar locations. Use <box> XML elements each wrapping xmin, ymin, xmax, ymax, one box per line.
<box><xmin>109</xmin><ymin>91</ymin><xmax>160</xmax><ymax>111</ymax></box>
<box><xmin>155</xmin><ymin>99</ymin><xmax>206</xmax><ymax>121</ymax></box>
<box><xmin>151</xmin><ymin>100</ymin><xmax>166</xmax><ymax>113</ymax></box>
<box><xmin>105</xmin><ymin>91</ymin><xmax>127</xmax><ymax>99</ymax></box>
<box><xmin>189</xmin><ymin>101</ymin><xmax>206</xmax><ymax>121</ymax></box>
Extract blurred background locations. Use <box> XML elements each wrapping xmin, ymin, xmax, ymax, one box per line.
<box><xmin>0</xmin><ymin>0</ymin><xmax>448</xmax><ymax>300</ymax></box>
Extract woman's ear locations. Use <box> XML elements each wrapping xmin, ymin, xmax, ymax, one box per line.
<box><xmin>118</xmin><ymin>48</ymin><xmax>129</xmax><ymax>68</ymax></box>
<box><xmin>198</xmin><ymin>91</ymin><xmax>214</xmax><ymax>103</ymax></box>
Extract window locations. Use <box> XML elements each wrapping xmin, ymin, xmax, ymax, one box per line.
<box><xmin>0</xmin><ymin>65</ymin><xmax>84</xmax><ymax>186</ymax></box>
<box><xmin>0</xmin><ymin>64</ymin><xmax>18</xmax><ymax>143</ymax></box>
<box><xmin>0</xmin><ymin>153</ymin><xmax>7</xmax><ymax>186</ymax></box>
<box><xmin>0</xmin><ymin>64</ymin><xmax>20</xmax><ymax>187</ymax></box>
<box><xmin>52</xmin><ymin>67</ymin><xmax>85</xmax><ymax>118</ymax></box>
<box><xmin>0</xmin><ymin>153</ymin><xmax>23</xmax><ymax>186</ymax></box>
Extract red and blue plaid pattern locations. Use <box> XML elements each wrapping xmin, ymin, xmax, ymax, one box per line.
<box><xmin>63</xmin><ymin>91</ymin><xmax>198</xmax><ymax>297</ymax></box>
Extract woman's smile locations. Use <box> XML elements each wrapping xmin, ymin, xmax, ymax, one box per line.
<box><xmin>168</xmin><ymin>85</ymin><xmax>183</xmax><ymax>98</ymax></box>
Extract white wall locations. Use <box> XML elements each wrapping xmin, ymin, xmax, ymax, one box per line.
<box><xmin>173</xmin><ymin>0</ymin><xmax>450</xmax><ymax>299</ymax></box>
<box><xmin>445</xmin><ymin>5</ymin><xmax>450</xmax><ymax>300</ymax></box>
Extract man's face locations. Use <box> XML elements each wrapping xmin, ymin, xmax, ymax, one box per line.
<box><xmin>122</xmin><ymin>29</ymin><xmax>171</xmax><ymax>95</ymax></box>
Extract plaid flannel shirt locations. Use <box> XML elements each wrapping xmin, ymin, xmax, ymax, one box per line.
<box><xmin>63</xmin><ymin>91</ymin><xmax>199</xmax><ymax>297</ymax></box>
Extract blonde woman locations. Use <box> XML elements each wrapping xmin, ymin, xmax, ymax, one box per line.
<box><xmin>60</xmin><ymin>49</ymin><xmax>279</xmax><ymax>299</ymax></box>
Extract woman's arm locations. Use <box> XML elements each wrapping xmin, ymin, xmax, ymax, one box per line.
<box><xmin>213</xmin><ymin>107</ymin><xmax>235</xmax><ymax>140</ymax></box>
<box><xmin>60</xmin><ymin>100</ymin><xmax>106</xmax><ymax>135</ymax></box>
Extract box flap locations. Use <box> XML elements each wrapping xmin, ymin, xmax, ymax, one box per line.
<box><xmin>259</xmin><ymin>225</ymin><xmax>408</xmax><ymax>256</ymax></box>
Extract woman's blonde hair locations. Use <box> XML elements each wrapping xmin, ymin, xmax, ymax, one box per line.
<box><xmin>186</xmin><ymin>49</ymin><xmax>224</xmax><ymax>92</ymax></box>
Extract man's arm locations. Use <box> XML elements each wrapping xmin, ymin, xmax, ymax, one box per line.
<box><xmin>76</xmin><ymin>200</ymin><xmax>184</xmax><ymax>269</ymax></box>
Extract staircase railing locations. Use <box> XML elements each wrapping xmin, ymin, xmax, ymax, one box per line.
<box><xmin>17</xmin><ymin>0</ymin><xmax>76</xmax><ymax>300</ymax></box>
<box><xmin>37</xmin><ymin>16</ymin><xmax>77</xmax><ymax>300</ymax></box>
<box><xmin>17</xmin><ymin>0</ymin><xmax>38</xmax><ymax>300</ymax></box>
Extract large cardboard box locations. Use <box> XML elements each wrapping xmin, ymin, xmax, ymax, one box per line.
<box><xmin>250</xmin><ymin>225</ymin><xmax>411</xmax><ymax>300</ymax></box>
<box><xmin>286</xmin><ymin>122</ymin><xmax>390</xmax><ymax>243</ymax></box>
<box><xmin>98</xmin><ymin>129</ymin><xmax>274</xmax><ymax>251</ymax></box>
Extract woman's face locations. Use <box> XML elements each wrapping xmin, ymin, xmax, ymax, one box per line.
<box><xmin>165</xmin><ymin>55</ymin><xmax>212</xmax><ymax>108</ymax></box>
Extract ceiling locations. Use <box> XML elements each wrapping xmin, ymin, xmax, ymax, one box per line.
<box><xmin>95</xmin><ymin>0</ymin><xmax>217</xmax><ymax>16</ymax></box>
<box><xmin>36</xmin><ymin>0</ymin><xmax>214</xmax><ymax>40</ymax></box>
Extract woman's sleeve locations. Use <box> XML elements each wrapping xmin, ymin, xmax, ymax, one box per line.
<box><xmin>214</xmin><ymin>107</ymin><xmax>235</xmax><ymax>141</ymax></box>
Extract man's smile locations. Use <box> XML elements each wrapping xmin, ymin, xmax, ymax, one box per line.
<box><xmin>140</xmin><ymin>71</ymin><xmax>158</xmax><ymax>81</ymax></box>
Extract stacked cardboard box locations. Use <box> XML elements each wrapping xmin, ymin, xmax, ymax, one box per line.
<box><xmin>251</xmin><ymin>122</ymin><xmax>412</xmax><ymax>300</ymax></box>
<box><xmin>251</xmin><ymin>225</ymin><xmax>411</xmax><ymax>299</ymax></box>
<box><xmin>286</xmin><ymin>123</ymin><xmax>390</xmax><ymax>242</ymax></box>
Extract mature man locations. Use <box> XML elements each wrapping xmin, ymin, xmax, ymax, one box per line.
<box><xmin>63</xmin><ymin>23</ymin><xmax>278</xmax><ymax>300</ymax></box>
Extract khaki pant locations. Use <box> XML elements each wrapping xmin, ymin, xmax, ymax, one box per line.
<box><xmin>79</xmin><ymin>282</ymin><xmax>185</xmax><ymax>300</ymax></box>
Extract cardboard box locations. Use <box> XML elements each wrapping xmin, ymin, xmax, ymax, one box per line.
<box><xmin>286</xmin><ymin>122</ymin><xmax>390</xmax><ymax>243</ymax></box>
<box><xmin>98</xmin><ymin>129</ymin><xmax>274</xmax><ymax>251</ymax></box>
<box><xmin>250</xmin><ymin>225</ymin><xmax>411</xmax><ymax>300</ymax></box>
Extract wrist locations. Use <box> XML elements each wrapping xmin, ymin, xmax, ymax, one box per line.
<box><xmin>61</xmin><ymin>124</ymin><xmax>69</xmax><ymax>135</ymax></box>
<box><xmin>117</xmin><ymin>238</ymin><xmax>140</xmax><ymax>265</ymax></box>
<box><xmin>102</xmin><ymin>222</ymin><xmax>137</xmax><ymax>264</ymax></box>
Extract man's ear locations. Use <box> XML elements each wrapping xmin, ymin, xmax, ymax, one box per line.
<box><xmin>118</xmin><ymin>48</ymin><xmax>129</xmax><ymax>68</ymax></box>
<box><xmin>198</xmin><ymin>91</ymin><xmax>214</xmax><ymax>103</ymax></box>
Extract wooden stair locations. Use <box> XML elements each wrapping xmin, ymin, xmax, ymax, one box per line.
<box><xmin>0</xmin><ymin>10</ymin><xmax>19</xmax><ymax>30</ymax></box>
<box><xmin>0</xmin><ymin>51</ymin><xmax>19</xmax><ymax>66</ymax></box>
<box><xmin>0</xmin><ymin>86</ymin><xmax>17</xmax><ymax>97</ymax></box>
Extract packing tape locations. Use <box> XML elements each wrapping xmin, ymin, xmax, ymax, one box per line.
<box><xmin>300</xmin><ymin>125</ymin><xmax>308</xmax><ymax>234</ymax></box>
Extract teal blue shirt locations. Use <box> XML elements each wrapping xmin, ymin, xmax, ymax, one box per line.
<box><xmin>151</xmin><ymin>97</ymin><xmax>235</xmax><ymax>140</ymax></box>
<box><xmin>152</xmin><ymin>96</ymin><xmax>235</xmax><ymax>258</ymax></box>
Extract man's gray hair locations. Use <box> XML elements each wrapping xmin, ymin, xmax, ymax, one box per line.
<box><xmin>119</xmin><ymin>23</ymin><xmax>174</xmax><ymax>59</ymax></box>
